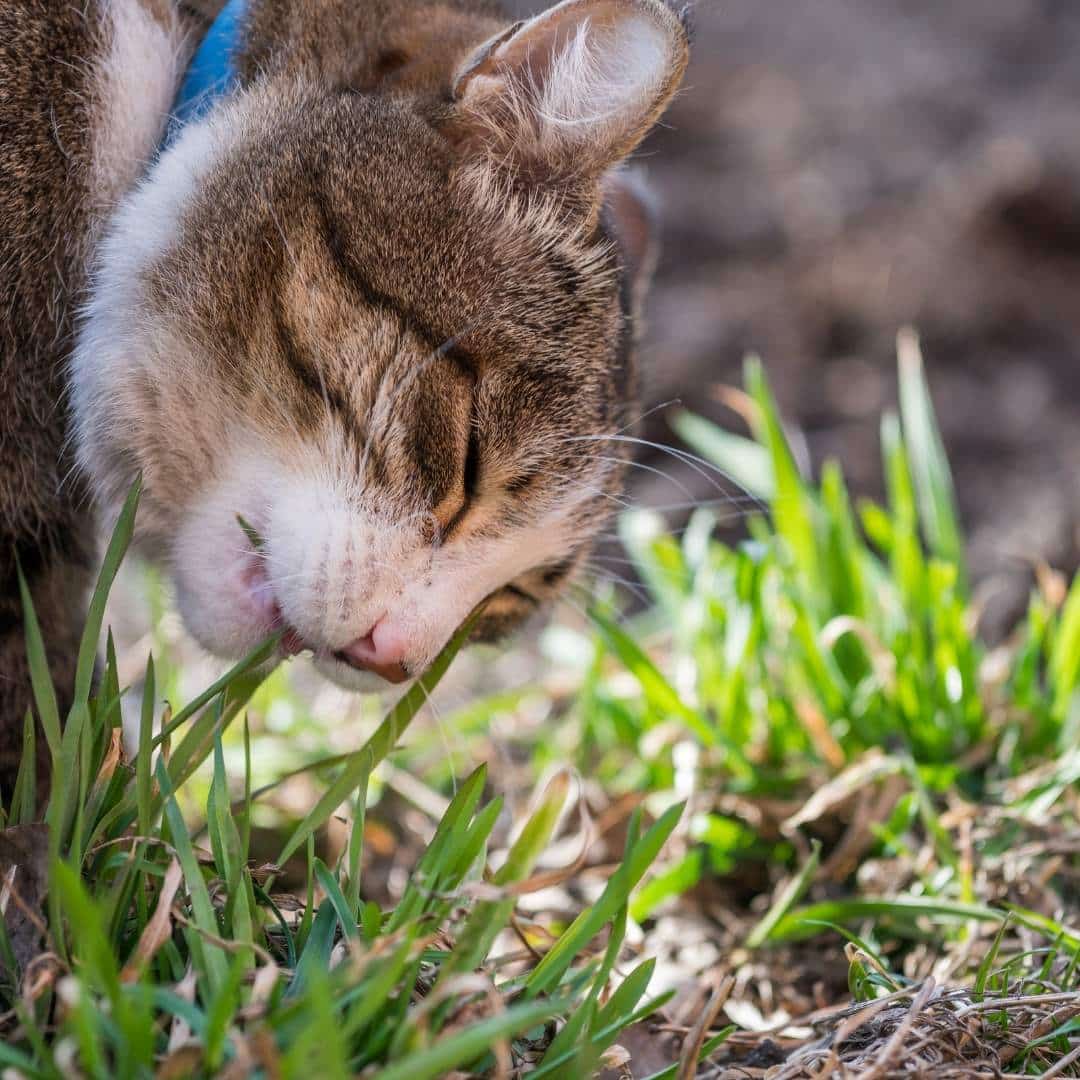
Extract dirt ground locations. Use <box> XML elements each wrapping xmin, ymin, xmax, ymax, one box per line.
<box><xmin>607</xmin><ymin>0</ymin><xmax>1080</xmax><ymax>616</ymax></box>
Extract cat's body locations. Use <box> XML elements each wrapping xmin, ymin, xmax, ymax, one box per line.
<box><xmin>0</xmin><ymin>0</ymin><xmax>189</xmax><ymax>781</ymax></box>
<box><xmin>1</xmin><ymin>0</ymin><xmax>689</xmax><ymax>787</ymax></box>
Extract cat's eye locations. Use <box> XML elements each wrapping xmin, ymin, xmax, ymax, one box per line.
<box><xmin>431</xmin><ymin>421</ymin><xmax>478</xmax><ymax>545</ymax></box>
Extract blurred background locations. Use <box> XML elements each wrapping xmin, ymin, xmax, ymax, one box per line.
<box><xmin>613</xmin><ymin>0</ymin><xmax>1080</xmax><ymax>620</ymax></box>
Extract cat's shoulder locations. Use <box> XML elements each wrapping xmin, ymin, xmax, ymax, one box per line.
<box><xmin>0</xmin><ymin>0</ymin><xmax>190</xmax><ymax>246</ymax></box>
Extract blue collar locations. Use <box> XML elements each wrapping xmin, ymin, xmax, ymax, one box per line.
<box><xmin>169</xmin><ymin>0</ymin><xmax>248</xmax><ymax>133</ymax></box>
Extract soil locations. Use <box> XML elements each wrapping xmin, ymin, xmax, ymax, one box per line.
<box><xmin>603</xmin><ymin>0</ymin><xmax>1080</xmax><ymax>617</ymax></box>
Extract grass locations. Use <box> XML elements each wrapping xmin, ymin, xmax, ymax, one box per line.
<box><xmin>2</xmin><ymin>331</ymin><xmax>1078</xmax><ymax>1075</ymax></box>
<box><xmin>551</xmin><ymin>333</ymin><xmax>1079</xmax><ymax>1071</ymax></box>
<box><xmin>0</xmin><ymin>488</ymin><xmax>705</xmax><ymax>1077</ymax></box>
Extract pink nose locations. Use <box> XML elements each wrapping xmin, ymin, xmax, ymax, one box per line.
<box><xmin>334</xmin><ymin>619</ymin><xmax>410</xmax><ymax>684</ymax></box>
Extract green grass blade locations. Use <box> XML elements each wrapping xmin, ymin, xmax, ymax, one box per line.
<box><xmin>136</xmin><ymin>655</ymin><xmax>155</xmax><ymax>838</ymax></box>
<box><xmin>370</xmin><ymin>1000</ymin><xmax>563</xmax><ymax>1080</ymax></box>
<box><xmin>772</xmin><ymin>897</ymin><xmax>1004</xmax><ymax>942</ymax></box>
<box><xmin>345</xmin><ymin>782</ymin><xmax>366</xmax><ymax>917</ymax></box>
<box><xmin>590</xmin><ymin>608</ymin><xmax>715</xmax><ymax>746</ymax></box>
<box><xmin>74</xmin><ymin>477</ymin><xmax>141</xmax><ymax>706</ymax></box>
<box><xmin>162</xmin><ymin>666</ymin><xmax>268</xmax><ymax>797</ymax></box>
<box><xmin>314</xmin><ymin>859</ymin><xmax>359</xmax><ymax>940</ymax></box>
<box><xmin>208</xmin><ymin>733</ymin><xmax>251</xmax><ymax>948</ymax></box>
<box><xmin>16</xmin><ymin>564</ymin><xmax>60</xmax><ymax>759</ymax></box>
<box><xmin>10</xmin><ymin>709</ymin><xmax>37</xmax><ymax>825</ymax></box>
<box><xmin>745</xmin><ymin>355</ymin><xmax>821</xmax><ymax>592</ymax></box>
<box><xmin>629</xmin><ymin>849</ymin><xmax>702</xmax><ymax>924</ymax></box>
<box><xmin>278</xmin><ymin>748</ymin><xmax>374</xmax><ymax>868</ymax></box>
<box><xmin>157</xmin><ymin>758</ymin><xmax>228</xmax><ymax>996</ymax></box>
<box><xmin>526</xmin><ymin>801</ymin><xmax>683</xmax><ymax>997</ymax></box>
<box><xmin>671</xmin><ymin>409</ymin><xmax>775</xmax><ymax>500</ymax></box>
<box><xmin>386</xmin><ymin>765</ymin><xmax>487</xmax><ymax>933</ymax></box>
<box><xmin>897</xmin><ymin>329</ymin><xmax>965</xmax><ymax>588</ymax></box>
<box><xmin>286</xmin><ymin>900</ymin><xmax>339</xmax><ymax>998</ymax></box>
<box><xmin>1051</xmin><ymin>574</ymin><xmax>1080</xmax><ymax>722</ymax></box>
<box><xmin>153</xmin><ymin>634</ymin><xmax>281</xmax><ymax>749</ymax></box>
<box><xmin>745</xmin><ymin>838</ymin><xmax>821</xmax><ymax>948</ymax></box>
<box><xmin>438</xmin><ymin>773</ymin><xmax>570</xmax><ymax>984</ymax></box>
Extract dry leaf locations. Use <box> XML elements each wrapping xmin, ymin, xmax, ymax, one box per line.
<box><xmin>122</xmin><ymin>859</ymin><xmax>183</xmax><ymax>982</ymax></box>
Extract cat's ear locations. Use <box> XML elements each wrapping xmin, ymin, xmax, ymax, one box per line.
<box><xmin>446</xmin><ymin>0</ymin><xmax>690</xmax><ymax>187</ymax></box>
<box><xmin>602</xmin><ymin>169</ymin><xmax>659</xmax><ymax>308</ymax></box>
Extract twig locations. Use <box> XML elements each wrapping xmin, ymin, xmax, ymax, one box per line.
<box><xmin>858</xmin><ymin>977</ymin><xmax>937</xmax><ymax>1080</ymax></box>
<box><xmin>678</xmin><ymin>974</ymin><xmax>734</xmax><ymax>1080</ymax></box>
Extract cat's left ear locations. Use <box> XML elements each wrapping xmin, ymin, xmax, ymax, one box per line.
<box><xmin>445</xmin><ymin>0</ymin><xmax>690</xmax><ymax>187</ymax></box>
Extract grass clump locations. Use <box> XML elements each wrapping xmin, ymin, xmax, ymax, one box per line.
<box><xmin>568</xmin><ymin>331</ymin><xmax>1076</xmax><ymax>864</ymax></box>
<box><xmin>0</xmin><ymin>485</ymin><xmax>695</xmax><ymax>1078</ymax></box>
<box><xmin>531</xmin><ymin>332</ymin><xmax>1079</xmax><ymax>1071</ymax></box>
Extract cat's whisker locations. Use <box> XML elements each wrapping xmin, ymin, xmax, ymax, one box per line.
<box><xmin>564</xmin><ymin>433</ymin><xmax>764</xmax><ymax>508</ymax></box>
<box><xmin>593</xmin><ymin>454</ymin><xmax>697</xmax><ymax>501</ymax></box>
<box><xmin>576</xmin><ymin>562</ymin><xmax>653</xmax><ymax>604</ymax></box>
<box><xmin>583</xmin><ymin>551</ymin><xmax>694</xmax><ymax>580</ymax></box>
<box><xmin>558</xmin><ymin>476</ymin><xmax>635</xmax><ymax>510</ymax></box>
<box><xmin>608</xmin><ymin>397</ymin><xmax>683</xmax><ymax>437</ymax></box>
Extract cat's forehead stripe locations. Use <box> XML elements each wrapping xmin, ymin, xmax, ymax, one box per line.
<box><xmin>271</xmin><ymin>304</ymin><xmax>364</xmax><ymax>442</ymax></box>
<box><xmin>311</xmin><ymin>185</ymin><xmax>466</xmax><ymax>362</ymax></box>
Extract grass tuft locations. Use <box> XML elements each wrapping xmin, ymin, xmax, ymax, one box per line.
<box><xmin>0</xmin><ymin>486</ymin><xmax>680</xmax><ymax>1076</ymax></box>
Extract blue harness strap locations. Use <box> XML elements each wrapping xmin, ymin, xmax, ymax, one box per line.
<box><xmin>169</xmin><ymin>0</ymin><xmax>248</xmax><ymax>132</ymax></box>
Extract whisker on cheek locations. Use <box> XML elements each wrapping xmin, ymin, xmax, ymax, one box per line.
<box><xmin>580</xmin><ymin>556</ymin><xmax>692</xmax><ymax>595</ymax></box>
<box><xmin>587</xmin><ymin>491</ymin><xmax>813</xmax><ymax>550</ymax></box>
<box><xmin>556</xmin><ymin>476</ymin><xmax>634</xmax><ymax>510</ymax></box>
<box><xmin>593</xmin><ymin>454</ymin><xmax>697</xmax><ymax>502</ymax></box>
<box><xmin>575</xmin><ymin>561</ymin><xmax>653</xmax><ymax>605</ymax></box>
<box><xmin>562</xmin><ymin>433</ymin><xmax>766</xmax><ymax>508</ymax></box>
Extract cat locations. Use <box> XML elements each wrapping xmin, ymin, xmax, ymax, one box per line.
<box><xmin>1</xmin><ymin>0</ymin><xmax>690</xmax><ymax>786</ymax></box>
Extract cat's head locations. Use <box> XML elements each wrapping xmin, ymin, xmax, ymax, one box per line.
<box><xmin>72</xmin><ymin>0</ymin><xmax>689</xmax><ymax>688</ymax></box>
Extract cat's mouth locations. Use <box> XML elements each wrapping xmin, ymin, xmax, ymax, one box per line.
<box><xmin>239</xmin><ymin>545</ymin><xmax>410</xmax><ymax>684</ymax></box>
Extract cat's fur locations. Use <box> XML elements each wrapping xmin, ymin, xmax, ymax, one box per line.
<box><xmin>1</xmin><ymin>0</ymin><xmax>689</xmax><ymax>782</ymax></box>
<box><xmin>0</xmin><ymin>0</ymin><xmax>191</xmax><ymax>786</ymax></box>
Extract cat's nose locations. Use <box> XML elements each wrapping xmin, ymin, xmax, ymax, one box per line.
<box><xmin>334</xmin><ymin>618</ymin><xmax>410</xmax><ymax>683</ymax></box>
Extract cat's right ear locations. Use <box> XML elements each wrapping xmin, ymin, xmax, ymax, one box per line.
<box><xmin>444</xmin><ymin>0</ymin><xmax>690</xmax><ymax>189</ymax></box>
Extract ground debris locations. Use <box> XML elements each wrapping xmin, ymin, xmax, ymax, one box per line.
<box><xmin>703</xmin><ymin>977</ymin><xmax>1080</xmax><ymax>1078</ymax></box>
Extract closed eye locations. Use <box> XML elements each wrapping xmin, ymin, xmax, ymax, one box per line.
<box><xmin>435</xmin><ymin>418</ymin><xmax>479</xmax><ymax>544</ymax></box>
